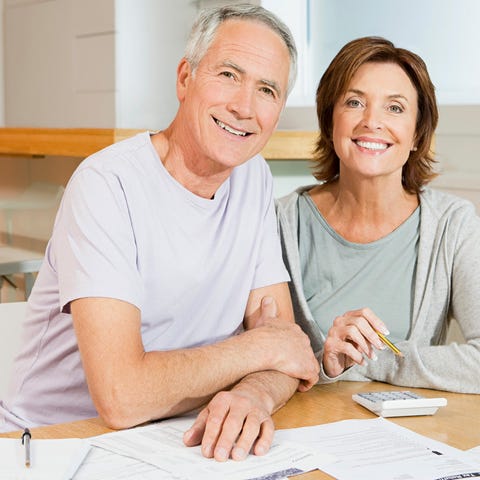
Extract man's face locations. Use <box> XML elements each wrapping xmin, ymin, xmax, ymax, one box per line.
<box><xmin>176</xmin><ymin>19</ymin><xmax>290</xmax><ymax>173</ymax></box>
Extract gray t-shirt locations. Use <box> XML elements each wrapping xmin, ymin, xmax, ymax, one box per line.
<box><xmin>298</xmin><ymin>192</ymin><xmax>419</xmax><ymax>342</ymax></box>
<box><xmin>0</xmin><ymin>132</ymin><xmax>289</xmax><ymax>432</ymax></box>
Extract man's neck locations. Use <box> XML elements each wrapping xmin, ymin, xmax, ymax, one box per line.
<box><xmin>150</xmin><ymin>130</ymin><xmax>232</xmax><ymax>199</ymax></box>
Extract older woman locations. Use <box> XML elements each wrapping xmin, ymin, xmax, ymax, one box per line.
<box><xmin>277</xmin><ymin>36</ymin><xmax>480</xmax><ymax>393</ymax></box>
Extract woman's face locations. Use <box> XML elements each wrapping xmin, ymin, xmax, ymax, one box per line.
<box><xmin>332</xmin><ymin>61</ymin><xmax>418</xmax><ymax>183</ymax></box>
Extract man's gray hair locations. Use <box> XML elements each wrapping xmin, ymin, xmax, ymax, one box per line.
<box><xmin>185</xmin><ymin>3</ymin><xmax>297</xmax><ymax>96</ymax></box>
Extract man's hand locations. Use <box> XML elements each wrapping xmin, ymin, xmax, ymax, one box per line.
<box><xmin>247</xmin><ymin>296</ymin><xmax>319</xmax><ymax>391</ymax></box>
<box><xmin>183</xmin><ymin>388</ymin><xmax>273</xmax><ymax>462</ymax></box>
<box><xmin>183</xmin><ymin>295</ymin><xmax>318</xmax><ymax>461</ymax></box>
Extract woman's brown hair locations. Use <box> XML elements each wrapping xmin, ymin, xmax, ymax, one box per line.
<box><xmin>312</xmin><ymin>36</ymin><xmax>439</xmax><ymax>193</ymax></box>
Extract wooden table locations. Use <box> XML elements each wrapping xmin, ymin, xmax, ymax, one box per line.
<box><xmin>1</xmin><ymin>381</ymin><xmax>478</xmax><ymax>479</ymax></box>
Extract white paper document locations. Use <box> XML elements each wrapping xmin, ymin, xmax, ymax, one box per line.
<box><xmin>275</xmin><ymin>417</ymin><xmax>480</xmax><ymax>480</ymax></box>
<box><xmin>0</xmin><ymin>437</ymin><xmax>90</xmax><ymax>480</ymax></box>
<box><xmin>74</xmin><ymin>446</ymin><xmax>172</xmax><ymax>480</ymax></box>
<box><xmin>90</xmin><ymin>415</ymin><xmax>336</xmax><ymax>479</ymax></box>
<box><xmin>468</xmin><ymin>445</ymin><xmax>480</xmax><ymax>458</ymax></box>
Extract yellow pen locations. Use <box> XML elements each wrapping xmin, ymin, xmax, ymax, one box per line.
<box><xmin>375</xmin><ymin>330</ymin><xmax>404</xmax><ymax>357</ymax></box>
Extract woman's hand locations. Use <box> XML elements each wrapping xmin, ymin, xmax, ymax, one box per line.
<box><xmin>322</xmin><ymin>307</ymin><xmax>389</xmax><ymax>378</ymax></box>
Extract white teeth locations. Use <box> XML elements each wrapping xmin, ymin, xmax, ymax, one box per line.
<box><xmin>356</xmin><ymin>140</ymin><xmax>388</xmax><ymax>151</ymax></box>
<box><xmin>215</xmin><ymin>119</ymin><xmax>247</xmax><ymax>137</ymax></box>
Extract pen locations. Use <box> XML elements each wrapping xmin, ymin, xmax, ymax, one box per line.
<box><xmin>22</xmin><ymin>428</ymin><xmax>31</xmax><ymax>468</ymax></box>
<box><xmin>375</xmin><ymin>330</ymin><xmax>404</xmax><ymax>357</ymax></box>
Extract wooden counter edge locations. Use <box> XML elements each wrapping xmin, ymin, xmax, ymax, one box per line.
<box><xmin>0</xmin><ymin>128</ymin><xmax>317</xmax><ymax>160</ymax></box>
<box><xmin>0</xmin><ymin>417</ymin><xmax>113</xmax><ymax>440</ymax></box>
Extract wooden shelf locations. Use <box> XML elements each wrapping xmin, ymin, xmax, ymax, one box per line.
<box><xmin>0</xmin><ymin>128</ymin><xmax>139</xmax><ymax>158</ymax></box>
<box><xmin>0</xmin><ymin>128</ymin><xmax>316</xmax><ymax>160</ymax></box>
<box><xmin>262</xmin><ymin>130</ymin><xmax>316</xmax><ymax>160</ymax></box>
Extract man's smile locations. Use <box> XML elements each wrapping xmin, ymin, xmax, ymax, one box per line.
<box><xmin>214</xmin><ymin>117</ymin><xmax>252</xmax><ymax>137</ymax></box>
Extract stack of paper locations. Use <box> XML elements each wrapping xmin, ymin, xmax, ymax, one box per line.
<box><xmin>276</xmin><ymin>417</ymin><xmax>480</xmax><ymax>480</ymax></box>
<box><xmin>0</xmin><ymin>437</ymin><xmax>90</xmax><ymax>480</ymax></box>
<box><xmin>4</xmin><ymin>416</ymin><xmax>479</xmax><ymax>479</ymax></box>
<box><xmin>83</xmin><ymin>415</ymin><xmax>336</xmax><ymax>480</ymax></box>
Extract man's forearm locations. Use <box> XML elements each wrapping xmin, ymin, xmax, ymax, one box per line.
<box><xmin>87</xmin><ymin>332</ymin><xmax>277</xmax><ymax>429</ymax></box>
<box><xmin>232</xmin><ymin>369</ymin><xmax>299</xmax><ymax>416</ymax></box>
<box><xmin>73</xmin><ymin>296</ymin><xmax>317</xmax><ymax>430</ymax></box>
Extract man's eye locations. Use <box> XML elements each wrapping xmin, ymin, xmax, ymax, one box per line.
<box><xmin>261</xmin><ymin>87</ymin><xmax>275</xmax><ymax>97</ymax></box>
<box><xmin>221</xmin><ymin>71</ymin><xmax>235</xmax><ymax>79</ymax></box>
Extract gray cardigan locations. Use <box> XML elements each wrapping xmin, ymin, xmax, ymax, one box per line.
<box><xmin>276</xmin><ymin>187</ymin><xmax>480</xmax><ymax>393</ymax></box>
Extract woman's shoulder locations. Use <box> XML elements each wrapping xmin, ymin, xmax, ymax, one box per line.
<box><xmin>420</xmin><ymin>187</ymin><xmax>480</xmax><ymax>235</ymax></box>
<box><xmin>420</xmin><ymin>187</ymin><xmax>477</xmax><ymax>215</ymax></box>
<box><xmin>276</xmin><ymin>185</ymin><xmax>315</xmax><ymax>209</ymax></box>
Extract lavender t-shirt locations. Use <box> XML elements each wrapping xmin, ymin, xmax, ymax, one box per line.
<box><xmin>0</xmin><ymin>132</ymin><xmax>289</xmax><ymax>431</ymax></box>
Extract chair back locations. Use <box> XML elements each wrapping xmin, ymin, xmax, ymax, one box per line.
<box><xmin>0</xmin><ymin>182</ymin><xmax>65</xmax><ymax>246</ymax></box>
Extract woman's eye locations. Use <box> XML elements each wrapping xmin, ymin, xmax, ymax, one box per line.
<box><xmin>389</xmin><ymin>104</ymin><xmax>404</xmax><ymax>113</ymax></box>
<box><xmin>346</xmin><ymin>99</ymin><xmax>362</xmax><ymax>108</ymax></box>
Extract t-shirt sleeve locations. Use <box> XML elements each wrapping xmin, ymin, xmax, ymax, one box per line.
<box><xmin>51</xmin><ymin>166</ymin><xmax>144</xmax><ymax>311</ymax></box>
<box><xmin>250</xmin><ymin>162</ymin><xmax>290</xmax><ymax>290</ymax></box>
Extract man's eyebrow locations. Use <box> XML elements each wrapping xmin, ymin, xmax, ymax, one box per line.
<box><xmin>221</xmin><ymin>60</ymin><xmax>282</xmax><ymax>97</ymax></box>
<box><xmin>222</xmin><ymin>60</ymin><xmax>245</xmax><ymax>75</ymax></box>
<box><xmin>261</xmin><ymin>78</ymin><xmax>281</xmax><ymax>97</ymax></box>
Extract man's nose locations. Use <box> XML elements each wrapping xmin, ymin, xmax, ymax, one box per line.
<box><xmin>227</xmin><ymin>85</ymin><xmax>255</xmax><ymax>119</ymax></box>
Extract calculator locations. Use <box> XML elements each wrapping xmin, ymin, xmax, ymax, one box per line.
<box><xmin>352</xmin><ymin>391</ymin><xmax>447</xmax><ymax>417</ymax></box>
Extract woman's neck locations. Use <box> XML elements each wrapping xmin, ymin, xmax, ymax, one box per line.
<box><xmin>309</xmin><ymin>177</ymin><xmax>419</xmax><ymax>243</ymax></box>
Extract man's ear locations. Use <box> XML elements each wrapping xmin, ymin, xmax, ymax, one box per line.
<box><xmin>176</xmin><ymin>58</ymin><xmax>192</xmax><ymax>102</ymax></box>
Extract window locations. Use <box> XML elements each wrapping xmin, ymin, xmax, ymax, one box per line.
<box><xmin>263</xmin><ymin>0</ymin><xmax>480</xmax><ymax>106</ymax></box>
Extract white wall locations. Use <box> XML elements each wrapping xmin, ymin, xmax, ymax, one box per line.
<box><xmin>6</xmin><ymin>0</ymin><xmax>71</xmax><ymax>127</ymax></box>
<box><xmin>4</xmin><ymin>0</ymin><xmax>116</xmax><ymax>127</ymax></box>
<box><xmin>70</xmin><ymin>0</ymin><xmax>116</xmax><ymax>128</ymax></box>
<box><xmin>431</xmin><ymin>105</ymin><xmax>480</xmax><ymax>212</ymax></box>
<box><xmin>4</xmin><ymin>0</ymin><xmax>196</xmax><ymax>128</ymax></box>
<box><xmin>115</xmin><ymin>0</ymin><xmax>196</xmax><ymax>129</ymax></box>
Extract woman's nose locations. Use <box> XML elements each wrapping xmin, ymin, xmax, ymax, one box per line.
<box><xmin>362</xmin><ymin>107</ymin><xmax>384</xmax><ymax>130</ymax></box>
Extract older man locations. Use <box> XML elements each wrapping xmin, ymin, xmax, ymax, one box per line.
<box><xmin>0</xmin><ymin>4</ymin><xmax>319</xmax><ymax>461</ymax></box>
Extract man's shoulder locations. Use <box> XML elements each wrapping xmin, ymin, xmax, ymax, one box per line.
<box><xmin>236</xmin><ymin>153</ymin><xmax>268</xmax><ymax>172</ymax></box>
<box><xmin>80</xmin><ymin>131</ymin><xmax>152</xmax><ymax>171</ymax></box>
<box><xmin>230</xmin><ymin>153</ymin><xmax>272</xmax><ymax>188</ymax></box>
<box><xmin>65</xmin><ymin>131</ymin><xmax>155</xmax><ymax>194</ymax></box>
